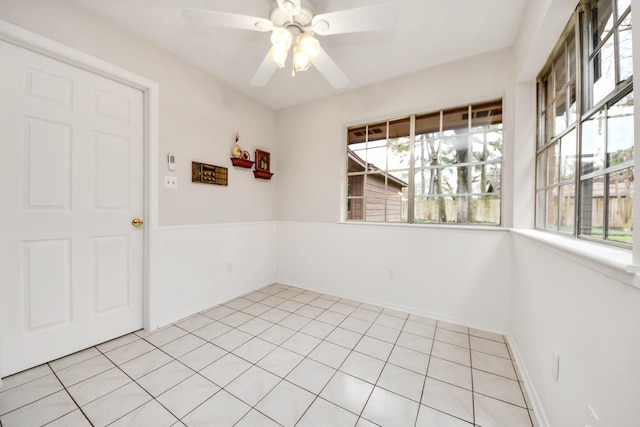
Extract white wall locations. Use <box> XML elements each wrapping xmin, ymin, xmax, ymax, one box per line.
<box><xmin>274</xmin><ymin>49</ymin><xmax>516</xmax><ymax>331</ymax></box>
<box><xmin>156</xmin><ymin>222</ymin><xmax>277</xmax><ymax>327</ymax></box>
<box><xmin>277</xmin><ymin>222</ymin><xmax>511</xmax><ymax>332</ymax></box>
<box><xmin>0</xmin><ymin>0</ymin><xmax>279</xmax><ymax>332</ymax></box>
<box><xmin>509</xmin><ymin>234</ymin><xmax>640</xmax><ymax>426</ymax></box>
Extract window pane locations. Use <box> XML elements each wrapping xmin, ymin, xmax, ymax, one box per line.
<box><xmin>568</xmin><ymin>82</ymin><xmax>577</xmax><ymax>125</ymax></box>
<box><xmin>472</xmin><ymin>130</ymin><xmax>502</xmax><ymax>162</ymax></box>
<box><xmin>440</xmin><ymin>134</ymin><xmax>469</xmax><ymax>165</ymax></box>
<box><xmin>386</xmin><ymin>193</ymin><xmax>407</xmax><ymax>223</ymax></box>
<box><xmin>537</xmin><ymin>151</ymin><xmax>547</xmax><ymax>189</ymax></box>
<box><xmin>607</xmin><ymin>168</ymin><xmax>634</xmax><ymax>242</ymax></box>
<box><xmin>414</xmin><ymin>169</ymin><xmax>438</xmax><ymax>197</ymax></box>
<box><xmin>441</xmin><ymin>195</ymin><xmax>469</xmax><ymax>223</ymax></box>
<box><xmin>619</xmin><ymin>12</ymin><xmax>633</xmax><ymax>82</ymax></box>
<box><xmin>366</xmin><ymin>141</ymin><xmax>387</xmax><ymax>171</ymax></box>
<box><xmin>347</xmin><ymin>125</ymin><xmax>367</xmax><ymax>145</ymax></box>
<box><xmin>471</xmin><ymin>101</ymin><xmax>502</xmax><ymax>130</ymax></box>
<box><xmin>415</xmin><ymin>136</ymin><xmax>438</xmax><ymax>167</ymax></box>
<box><xmin>546</xmin><ymin>187</ymin><xmax>559</xmax><ymax>230</ymax></box>
<box><xmin>365</xmin><ymin>197</ymin><xmax>385</xmax><ymax>222</ymax></box>
<box><xmin>388</xmin><ymin>117</ymin><xmax>410</xmax><ymax>140</ymax></box>
<box><xmin>545</xmin><ymin>105</ymin><xmax>554</xmax><ymax>141</ymax></box>
<box><xmin>546</xmin><ymin>76</ymin><xmax>554</xmax><ymax>109</ymax></box>
<box><xmin>560</xmin><ymin>184</ymin><xmax>576</xmax><ymax>233</ymax></box>
<box><xmin>470</xmin><ymin>196</ymin><xmax>500</xmax><ymax>225</ymax></box>
<box><xmin>472</xmin><ymin>164</ymin><xmax>501</xmax><ymax>194</ymax></box>
<box><xmin>607</xmin><ymin>91</ymin><xmax>634</xmax><ymax>167</ymax></box>
<box><xmin>547</xmin><ymin>143</ymin><xmax>560</xmax><ymax>185</ymax></box>
<box><xmin>347</xmin><ymin>176</ymin><xmax>364</xmax><ymax>220</ymax></box>
<box><xmin>591</xmin><ymin>35</ymin><xmax>616</xmax><ymax>105</ymax></box>
<box><xmin>388</xmin><ymin>143</ymin><xmax>410</xmax><ymax>170</ymax></box>
<box><xmin>414</xmin><ymin>196</ymin><xmax>441</xmax><ymax>223</ymax></box>
<box><xmin>555</xmin><ymin>90</ymin><xmax>568</xmax><ymax>134</ymax></box>
<box><xmin>415</xmin><ymin>112</ymin><xmax>440</xmax><ymax>137</ymax></box>
<box><xmin>443</xmin><ymin>107</ymin><xmax>469</xmax><ymax>133</ymax></box>
<box><xmin>579</xmin><ymin>176</ymin><xmax>605</xmax><ymax>238</ymax></box>
<box><xmin>582</xmin><ymin>110</ymin><xmax>607</xmax><ymax>174</ymax></box>
<box><xmin>560</xmin><ymin>129</ymin><xmax>577</xmax><ymax>181</ymax></box>
<box><xmin>617</xmin><ymin>0</ymin><xmax>631</xmax><ymax>18</ymax></box>
<box><xmin>536</xmin><ymin>190</ymin><xmax>547</xmax><ymax>228</ymax></box>
<box><xmin>554</xmin><ymin>49</ymin><xmax>567</xmax><ymax>95</ymax></box>
<box><xmin>591</xmin><ymin>0</ymin><xmax>614</xmax><ymax>52</ymax></box>
<box><xmin>440</xmin><ymin>166</ymin><xmax>457</xmax><ymax>194</ymax></box>
<box><xmin>568</xmin><ymin>35</ymin><xmax>577</xmax><ymax>80</ymax></box>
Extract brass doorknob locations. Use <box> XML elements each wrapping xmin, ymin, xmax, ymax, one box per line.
<box><xmin>131</xmin><ymin>218</ymin><xmax>144</xmax><ymax>227</ymax></box>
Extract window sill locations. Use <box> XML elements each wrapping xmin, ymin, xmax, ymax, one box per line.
<box><xmin>510</xmin><ymin>229</ymin><xmax>640</xmax><ymax>290</ymax></box>
<box><xmin>337</xmin><ymin>220</ymin><xmax>509</xmax><ymax>233</ymax></box>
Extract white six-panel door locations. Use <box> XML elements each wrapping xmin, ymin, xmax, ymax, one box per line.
<box><xmin>0</xmin><ymin>40</ymin><xmax>145</xmax><ymax>377</ymax></box>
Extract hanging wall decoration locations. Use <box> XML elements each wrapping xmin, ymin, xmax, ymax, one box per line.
<box><xmin>192</xmin><ymin>161</ymin><xmax>228</xmax><ymax>186</ymax></box>
<box><xmin>230</xmin><ymin>132</ymin><xmax>254</xmax><ymax>168</ymax></box>
<box><xmin>254</xmin><ymin>149</ymin><xmax>273</xmax><ymax>180</ymax></box>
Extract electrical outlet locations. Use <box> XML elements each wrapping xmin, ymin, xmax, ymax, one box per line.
<box><xmin>551</xmin><ymin>350</ymin><xmax>560</xmax><ymax>381</ymax></box>
<box><xmin>164</xmin><ymin>175</ymin><xmax>178</xmax><ymax>189</ymax></box>
<box><xmin>388</xmin><ymin>270</ymin><xmax>395</xmax><ymax>281</ymax></box>
<box><xmin>226</xmin><ymin>262</ymin><xmax>233</xmax><ymax>273</ymax></box>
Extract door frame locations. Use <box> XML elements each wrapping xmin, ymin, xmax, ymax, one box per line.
<box><xmin>0</xmin><ymin>20</ymin><xmax>160</xmax><ymax>380</ymax></box>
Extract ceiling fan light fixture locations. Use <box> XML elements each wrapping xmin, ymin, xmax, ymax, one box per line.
<box><xmin>269</xmin><ymin>45</ymin><xmax>289</xmax><ymax>68</ymax></box>
<box><xmin>270</xmin><ymin>27</ymin><xmax>293</xmax><ymax>50</ymax></box>
<box><xmin>293</xmin><ymin>43</ymin><xmax>311</xmax><ymax>72</ymax></box>
<box><xmin>297</xmin><ymin>33</ymin><xmax>320</xmax><ymax>59</ymax></box>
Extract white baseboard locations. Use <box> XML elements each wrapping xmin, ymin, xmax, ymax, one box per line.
<box><xmin>506</xmin><ymin>331</ymin><xmax>549</xmax><ymax>427</ymax></box>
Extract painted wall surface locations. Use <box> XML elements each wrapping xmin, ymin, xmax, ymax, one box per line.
<box><xmin>0</xmin><ymin>0</ymin><xmax>277</xmax><ymax>226</ymax></box>
<box><xmin>277</xmin><ymin>222</ymin><xmax>511</xmax><ymax>332</ymax></box>
<box><xmin>156</xmin><ymin>222</ymin><xmax>277</xmax><ymax>328</ymax></box>
<box><xmin>509</xmin><ymin>234</ymin><xmax>640</xmax><ymax>426</ymax></box>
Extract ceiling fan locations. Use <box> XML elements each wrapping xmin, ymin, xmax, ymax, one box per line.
<box><xmin>182</xmin><ymin>0</ymin><xmax>397</xmax><ymax>89</ymax></box>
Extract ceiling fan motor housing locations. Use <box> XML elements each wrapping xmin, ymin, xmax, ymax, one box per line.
<box><xmin>270</xmin><ymin>0</ymin><xmax>314</xmax><ymax>29</ymax></box>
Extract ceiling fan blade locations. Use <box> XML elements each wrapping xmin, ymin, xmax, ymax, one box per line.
<box><xmin>182</xmin><ymin>8</ymin><xmax>273</xmax><ymax>32</ymax></box>
<box><xmin>311</xmin><ymin>3</ymin><xmax>398</xmax><ymax>36</ymax></box>
<box><xmin>313</xmin><ymin>46</ymin><xmax>349</xmax><ymax>89</ymax></box>
<box><xmin>251</xmin><ymin>53</ymin><xmax>278</xmax><ymax>86</ymax></box>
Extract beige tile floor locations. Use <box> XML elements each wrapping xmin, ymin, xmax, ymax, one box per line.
<box><xmin>0</xmin><ymin>284</ymin><xmax>536</xmax><ymax>426</ymax></box>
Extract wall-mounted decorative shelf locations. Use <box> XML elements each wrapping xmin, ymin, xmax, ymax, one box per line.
<box><xmin>230</xmin><ymin>157</ymin><xmax>254</xmax><ymax>168</ymax></box>
<box><xmin>253</xmin><ymin>170</ymin><xmax>273</xmax><ymax>180</ymax></box>
<box><xmin>192</xmin><ymin>161</ymin><xmax>228</xmax><ymax>186</ymax></box>
<box><xmin>254</xmin><ymin>149</ymin><xmax>273</xmax><ymax>180</ymax></box>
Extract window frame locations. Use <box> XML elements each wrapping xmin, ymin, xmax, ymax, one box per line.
<box><xmin>535</xmin><ymin>0</ymin><xmax>634</xmax><ymax>247</ymax></box>
<box><xmin>345</xmin><ymin>100</ymin><xmax>503</xmax><ymax>225</ymax></box>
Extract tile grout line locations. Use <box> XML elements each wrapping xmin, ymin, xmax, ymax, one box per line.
<box><xmin>413</xmin><ymin>322</ymin><xmax>438</xmax><ymax>427</ymax></box>
<box><xmin>46</xmin><ymin>361</ymin><xmax>95</xmax><ymax>426</ymax></box>
<box><xmin>468</xmin><ymin>325</ymin><xmax>476</xmax><ymax>426</ymax></box>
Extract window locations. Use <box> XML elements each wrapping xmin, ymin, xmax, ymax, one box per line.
<box><xmin>536</xmin><ymin>0</ymin><xmax>633</xmax><ymax>245</ymax></box>
<box><xmin>346</xmin><ymin>100</ymin><xmax>503</xmax><ymax>224</ymax></box>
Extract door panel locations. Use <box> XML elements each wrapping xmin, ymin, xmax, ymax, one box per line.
<box><xmin>0</xmin><ymin>40</ymin><xmax>145</xmax><ymax>377</ymax></box>
<box><xmin>23</xmin><ymin>239</ymin><xmax>72</xmax><ymax>331</ymax></box>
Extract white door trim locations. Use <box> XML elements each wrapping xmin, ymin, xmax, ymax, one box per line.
<box><xmin>0</xmin><ymin>21</ymin><xmax>160</xmax><ymax>369</ymax></box>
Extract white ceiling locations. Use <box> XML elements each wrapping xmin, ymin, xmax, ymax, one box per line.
<box><xmin>70</xmin><ymin>0</ymin><xmax>527</xmax><ymax>110</ymax></box>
